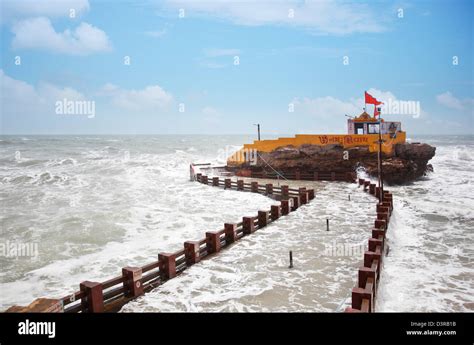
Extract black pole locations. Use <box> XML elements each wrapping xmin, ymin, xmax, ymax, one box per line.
<box><xmin>257</xmin><ymin>124</ymin><xmax>261</xmax><ymax>141</ymax></box>
<box><xmin>289</xmin><ymin>251</ymin><xmax>293</xmax><ymax>268</ymax></box>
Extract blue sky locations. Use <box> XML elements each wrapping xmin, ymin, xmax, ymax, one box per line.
<box><xmin>1</xmin><ymin>0</ymin><xmax>473</xmax><ymax>135</ymax></box>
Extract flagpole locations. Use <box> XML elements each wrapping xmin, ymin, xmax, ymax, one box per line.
<box><xmin>366</xmin><ymin>90</ymin><xmax>384</xmax><ymax>201</ymax></box>
<box><xmin>377</xmin><ymin>112</ymin><xmax>384</xmax><ymax>201</ymax></box>
<box><xmin>364</xmin><ymin>90</ymin><xmax>367</xmax><ymax>112</ymax></box>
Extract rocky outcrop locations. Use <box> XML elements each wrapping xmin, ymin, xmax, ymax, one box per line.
<box><xmin>365</xmin><ymin>143</ymin><xmax>435</xmax><ymax>184</ymax></box>
<box><xmin>230</xmin><ymin>142</ymin><xmax>436</xmax><ymax>185</ymax></box>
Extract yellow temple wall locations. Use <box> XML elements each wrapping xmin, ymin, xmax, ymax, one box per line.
<box><xmin>227</xmin><ymin>132</ymin><xmax>406</xmax><ymax>165</ymax></box>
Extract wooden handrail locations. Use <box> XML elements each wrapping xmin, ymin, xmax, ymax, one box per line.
<box><xmin>10</xmin><ymin>173</ymin><xmax>321</xmax><ymax>313</ymax></box>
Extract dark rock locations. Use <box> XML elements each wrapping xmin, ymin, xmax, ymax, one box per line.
<box><xmin>231</xmin><ymin>142</ymin><xmax>436</xmax><ymax>185</ymax></box>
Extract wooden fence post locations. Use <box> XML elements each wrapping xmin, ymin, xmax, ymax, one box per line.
<box><xmin>368</xmin><ymin>238</ymin><xmax>383</xmax><ymax>252</ymax></box>
<box><xmin>351</xmin><ymin>287</ymin><xmax>373</xmax><ymax>312</ymax></box>
<box><xmin>242</xmin><ymin>217</ymin><xmax>256</xmax><ymax>234</ymax></box>
<box><xmin>299</xmin><ymin>187</ymin><xmax>308</xmax><ymax>204</ymax></box>
<box><xmin>281</xmin><ymin>185</ymin><xmax>289</xmax><ymax>200</ymax></box>
<box><xmin>265</xmin><ymin>183</ymin><xmax>273</xmax><ymax>195</ymax></box>
<box><xmin>224</xmin><ymin>223</ymin><xmax>237</xmax><ymax>244</ymax></box>
<box><xmin>122</xmin><ymin>267</ymin><xmax>144</xmax><ymax>298</ymax></box>
<box><xmin>376</xmin><ymin>204</ymin><xmax>389</xmax><ymax>213</ymax></box>
<box><xmin>251</xmin><ymin>181</ymin><xmax>259</xmax><ymax>193</ymax></box>
<box><xmin>372</xmin><ymin>228</ymin><xmax>385</xmax><ymax>240</ymax></box>
<box><xmin>358</xmin><ymin>267</ymin><xmax>376</xmax><ymax>290</ymax></box>
<box><xmin>374</xmin><ymin>219</ymin><xmax>386</xmax><ymax>230</ymax></box>
<box><xmin>291</xmin><ymin>196</ymin><xmax>300</xmax><ymax>211</ymax></box>
<box><xmin>364</xmin><ymin>251</ymin><xmax>382</xmax><ymax>275</ymax></box>
<box><xmin>281</xmin><ymin>200</ymin><xmax>290</xmax><ymax>215</ymax></box>
<box><xmin>271</xmin><ymin>205</ymin><xmax>281</xmax><ymax>220</ymax></box>
<box><xmin>206</xmin><ymin>231</ymin><xmax>221</xmax><ymax>253</ymax></box>
<box><xmin>377</xmin><ymin>212</ymin><xmax>389</xmax><ymax>224</ymax></box>
<box><xmin>80</xmin><ymin>281</ymin><xmax>103</xmax><ymax>313</ymax></box>
<box><xmin>158</xmin><ymin>253</ymin><xmax>176</xmax><ymax>280</ymax></box>
<box><xmin>184</xmin><ymin>241</ymin><xmax>200</xmax><ymax>265</ymax></box>
<box><xmin>258</xmin><ymin>211</ymin><xmax>269</xmax><ymax>228</ymax></box>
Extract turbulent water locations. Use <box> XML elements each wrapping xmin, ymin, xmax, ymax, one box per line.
<box><xmin>0</xmin><ymin>135</ymin><xmax>472</xmax><ymax>312</ymax></box>
<box><xmin>376</xmin><ymin>135</ymin><xmax>474</xmax><ymax>312</ymax></box>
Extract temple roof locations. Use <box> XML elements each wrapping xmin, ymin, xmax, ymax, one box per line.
<box><xmin>351</xmin><ymin>111</ymin><xmax>382</xmax><ymax>122</ymax></box>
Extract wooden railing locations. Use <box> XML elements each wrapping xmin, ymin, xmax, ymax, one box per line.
<box><xmin>249</xmin><ymin>170</ymin><xmax>356</xmax><ymax>182</ymax></box>
<box><xmin>6</xmin><ymin>175</ymin><xmax>315</xmax><ymax>313</ymax></box>
<box><xmin>7</xmin><ymin>172</ymin><xmax>391</xmax><ymax>313</ymax></box>
<box><xmin>195</xmin><ymin>173</ymin><xmax>314</xmax><ymax>202</ymax></box>
<box><xmin>345</xmin><ymin>178</ymin><xmax>393</xmax><ymax>313</ymax></box>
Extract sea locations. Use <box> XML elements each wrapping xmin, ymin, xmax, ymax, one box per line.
<box><xmin>0</xmin><ymin>135</ymin><xmax>472</xmax><ymax>312</ymax></box>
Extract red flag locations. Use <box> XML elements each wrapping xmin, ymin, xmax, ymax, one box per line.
<box><xmin>365</xmin><ymin>91</ymin><xmax>383</xmax><ymax>105</ymax></box>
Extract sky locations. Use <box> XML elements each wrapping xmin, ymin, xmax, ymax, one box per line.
<box><xmin>0</xmin><ymin>0</ymin><xmax>473</xmax><ymax>135</ymax></box>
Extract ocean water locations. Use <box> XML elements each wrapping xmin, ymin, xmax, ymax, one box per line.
<box><xmin>0</xmin><ymin>135</ymin><xmax>472</xmax><ymax>312</ymax></box>
<box><xmin>376</xmin><ymin>135</ymin><xmax>474</xmax><ymax>312</ymax></box>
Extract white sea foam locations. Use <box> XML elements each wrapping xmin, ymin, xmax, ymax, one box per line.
<box><xmin>122</xmin><ymin>182</ymin><xmax>376</xmax><ymax>312</ymax></box>
<box><xmin>0</xmin><ymin>135</ymin><xmax>472</xmax><ymax>312</ymax></box>
<box><xmin>376</xmin><ymin>141</ymin><xmax>474</xmax><ymax>312</ymax></box>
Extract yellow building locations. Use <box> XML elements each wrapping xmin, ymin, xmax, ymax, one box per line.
<box><xmin>227</xmin><ymin>112</ymin><xmax>406</xmax><ymax>166</ymax></box>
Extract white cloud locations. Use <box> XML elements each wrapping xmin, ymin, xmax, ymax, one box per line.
<box><xmin>292</xmin><ymin>96</ymin><xmax>360</xmax><ymax>118</ymax></box>
<box><xmin>100</xmin><ymin>83</ymin><xmax>120</xmax><ymax>93</ymax></box>
<box><xmin>163</xmin><ymin>0</ymin><xmax>385</xmax><ymax>35</ymax></box>
<box><xmin>291</xmin><ymin>88</ymin><xmax>427</xmax><ymax>132</ymax></box>
<box><xmin>0</xmin><ymin>69</ymin><xmax>86</xmax><ymax>117</ymax></box>
<box><xmin>100</xmin><ymin>83</ymin><xmax>174</xmax><ymax>112</ymax></box>
<box><xmin>1</xmin><ymin>0</ymin><xmax>90</xmax><ymax>22</ymax></box>
<box><xmin>199</xmin><ymin>48</ymin><xmax>240</xmax><ymax>69</ymax></box>
<box><xmin>436</xmin><ymin>91</ymin><xmax>466</xmax><ymax>110</ymax></box>
<box><xmin>364</xmin><ymin>88</ymin><xmax>425</xmax><ymax>119</ymax></box>
<box><xmin>11</xmin><ymin>17</ymin><xmax>112</xmax><ymax>55</ymax></box>
<box><xmin>0</xmin><ymin>70</ymin><xmax>175</xmax><ymax>130</ymax></box>
<box><xmin>290</xmin><ymin>95</ymin><xmax>361</xmax><ymax>133</ymax></box>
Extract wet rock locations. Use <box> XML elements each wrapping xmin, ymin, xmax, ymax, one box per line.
<box><xmin>230</xmin><ymin>142</ymin><xmax>436</xmax><ymax>185</ymax></box>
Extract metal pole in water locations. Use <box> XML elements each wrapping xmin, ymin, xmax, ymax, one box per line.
<box><xmin>348</xmin><ymin>194</ymin><xmax>351</xmax><ymax>201</ymax></box>
<box><xmin>289</xmin><ymin>251</ymin><xmax>293</xmax><ymax>268</ymax></box>
<box><xmin>326</xmin><ymin>219</ymin><xmax>329</xmax><ymax>231</ymax></box>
